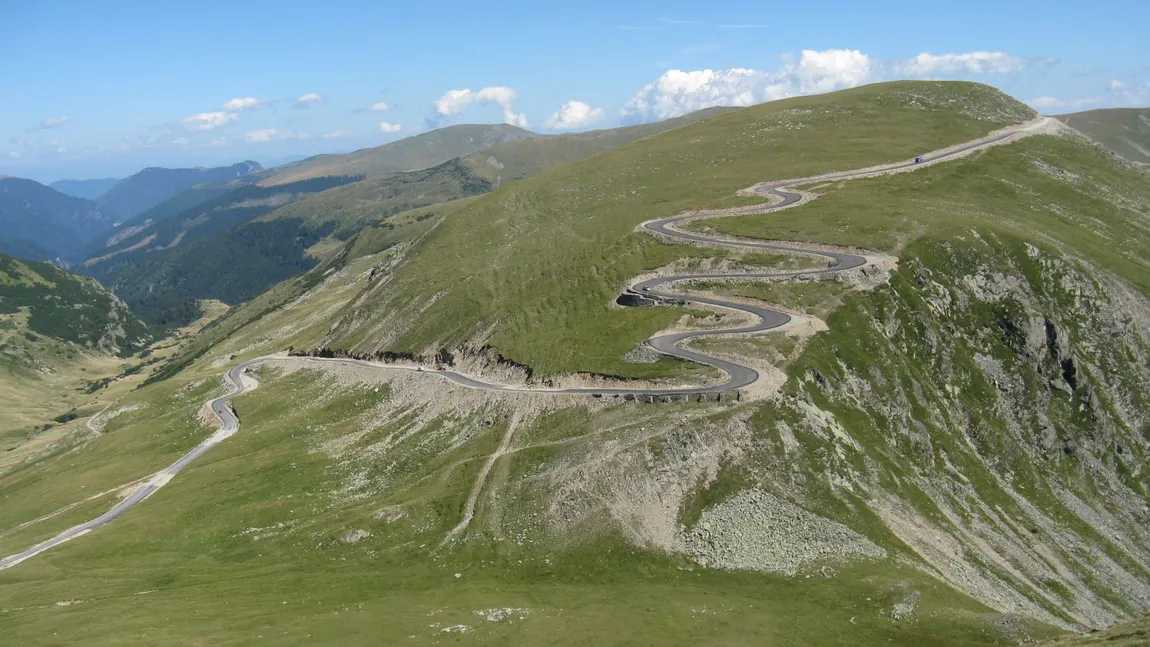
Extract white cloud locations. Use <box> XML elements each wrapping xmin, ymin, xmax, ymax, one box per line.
<box><xmin>244</xmin><ymin>128</ymin><xmax>301</xmax><ymax>143</ymax></box>
<box><xmin>210</xmin><ymin>137</ymin><xmax>229</xmax><ymax>147</ymax></box>
<box><xmin>544</xmin><ymin>100</ymin><xmax>606</xmax><ymax>130</ymax></box>
<box><xmin>1026</xmin><ymin>96</ymin><xmax>1103</xmax><ymax>110</ymax></box>
<box><xmin>433</xmin><ymin>86</ymin><xmax>528</xmax><ymax>127</ymax></box>
<box><xmin>222</xmin><ymin>97</ymin><xmax>261</xmax><ymax>111</ymax></box>
<box><xmin>183</xmin><ymin>111</ymin><xmax>238</xmax><ymax>131</ymax></box>
<box><xmin>623</xmin><ymin>49</ymin><xmax>873</xmax><ymax>121</ymax></box>
<box><xmin>7</xmin><ymin>151</ymin><xmax>19</xmax><ymax>158</ymax></box>
<box><xmin>41</xmin><ymin>116</ymin><xmax>69</xmax><ymax>129</ymax></box>
<box><xmin>791</xmin><ymin>48</ymin><xmax>873</xmax><ymax>92</ymax></box>
<box><xmin>1107</xmin><ymin>80</ymin><xmax>1149</xmax><ymax>105</ymax></box>
<box><xmin>379</xmin><ymin>122</ymin><xmax>403</xmax><ymax>133</ymax></box>
<box><xmin>172</xmin><ymin>137</ymin><xmax>189</xmax><ymax>146</ymax></box>
<box><xmin>369</xmin><ymin>102</ymin><xmax>391</xmax><ymax>112</ymax></box>
<box><xmin>322</xmin><ymin>130</ymin><xmax>353</xmax><ymax>139</ymax></box>
<box><xmin>296</xmin><ymin>93</ymin><xmax>323</xmax><ymax>106</ymax></box>
<box><xmin>895</xmin><ymin>51</ymin><xmax>1026</xmax><ymax>76</ymax></box>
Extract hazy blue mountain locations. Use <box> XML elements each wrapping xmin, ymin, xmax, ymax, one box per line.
<box><xmin>0</xmin><ymin>177</ymin><xmax>116</xmax><ymax>259</ymax></box>
<box><xmin>96</xmin><ymin>160</ymin><xmax>263</xmax><ymax>219</ymax></box>
<box><xmin>49</xmin><ymin>177</ymin><xmax>120</xmax><ymax>200</ymax></box>
<box><xmin>0</xmin><ymin>236</ymin><xmax>55</xmax><ymax>263</ymax></box>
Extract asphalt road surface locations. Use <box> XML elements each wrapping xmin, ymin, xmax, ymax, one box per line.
<box><xmin>0</xmin><ymin>365</ymin><xmax>250</xmax><ymax>570</ymax></box>
<box><xmin>0</xmin><ymin>124</ymin><xmax>1031</xmax><ymax>569</ymax></box>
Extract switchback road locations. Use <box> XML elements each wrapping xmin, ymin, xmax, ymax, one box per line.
<box><xmin>0</xmin><ymin>120</ymin><xmax>1045</xmax><ymax>569</ymax></box>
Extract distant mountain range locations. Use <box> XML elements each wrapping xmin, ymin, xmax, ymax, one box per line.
<box><xmin>96</xmin><ymin>160</ymin><xmax>263</xmax><ymax>219</ymax></box>
<box><xmin>78</xmin><ymin>116</ymin><xmax>729</xmax><ymax>328</ymax></box>
<box><xmin>49</xmin><ymin>177</ymin><xmax>120</xmax><ymax>200</ymax></box>
<box><xmin>257</xmin><ymin>123</ymin><xmax>535</xmax><ymax>185</ymax></box>
<box><xmin>0</xmin><ymin>161</ymin><xmax>265</xmax><ymax>264</ymax></box>
<box><xmin>0</xmin><ymin>236</ymin><xmax>55</xmax><ymax>263</ymax></box>
<box><xmin>0</xmin><ymin>177</ymin><xmax>117</xmax><ymax>260</ymax></box>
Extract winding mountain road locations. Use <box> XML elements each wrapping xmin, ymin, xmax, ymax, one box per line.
<box><xmin>281</xmin><ymin>123</ymin><xmax>1032</xmax><ymax>395</ymax></box>
<box><xmin>0</xmin><ymin>365</ymin><xmax>250</xmax><ymax>570</ymax></box>
<box><xmin>0</xmin><ymin>120</ymin><xmax>1043</xmax><ymax>570</ymax></box>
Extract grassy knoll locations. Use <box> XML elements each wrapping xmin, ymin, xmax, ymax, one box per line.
<box><xmin>320</xmin><ymin>81</ymin><xmax>1036</xmax><ymax>376</ymax></box>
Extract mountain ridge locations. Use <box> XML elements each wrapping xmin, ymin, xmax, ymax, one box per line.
<box><xmin>1055</xmin><ymin>107</ymin><xmax>1150</xmax><ymax>163</ymax></box>
<box><xmin>257</xmin><ymin>123</ymin><xmax>535</xmax><ymax>185</ymax></box>
<box><xmin>96</xmin><ymin>160</ymin><xmax>263</xmax><ymax>219</ymax></box>
<box><xmin>0</xmin><ymin>176</ymin><xmax>116</xmax><ymax>260</ymax></box>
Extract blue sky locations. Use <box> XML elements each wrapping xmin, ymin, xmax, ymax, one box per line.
<box><xmin>2</xmin><ymin>0</ymin><xmax>1147</xmax><ymax>183</ymax></box>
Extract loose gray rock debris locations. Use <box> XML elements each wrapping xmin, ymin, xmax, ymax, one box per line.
<box><xmin>474</xmin><ymin>607</ymin><xmax>529</xmax><ymax>623</ymax></box>
<box><xmin>623</xmin><ymin>343</ymin><xmax>660</xmax><ymax>364</ymax></box>
<box><xmin>890</xmin><ymin>591</ymin><xmax>921</xmax><ymax>621</ymax></box>
<box><xmin>683</xmin><ymin>488</ymin><xmax>886</xmax><ymax>575</ymax></box>
<box><xmin>340</xmin><ymin>529</ymin><xmax>370</xmax><ymax>544</ymax></box>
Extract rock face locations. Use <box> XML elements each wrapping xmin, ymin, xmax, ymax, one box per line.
<box><xmin>742</xmin><ymin>235</ymin><xmax>1150</xmax><ymax>629</ymax></box>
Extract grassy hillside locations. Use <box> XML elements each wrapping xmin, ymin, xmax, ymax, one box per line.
<box><xmin>1041</xmin><ymin>616</ymin><xmax>1150</xmax><ymax>646</ymax></box>
<box><xmin>1055</xmin><ymin>108</ymin><xmax>1150</xmax><ymax>163</ymax></box>
<box><xmin>0</xmin><ymin>253</ymin><xmax>153</xmax><ymax>432</ymax></box>
<box><xmin>260</xmin><ymin>123</ymin><xmax>535</xmax><ymax>185</ymax></box>
<box><xmin>83</xmin><ymin>111</ymin><xmax>734</xmax><ymax>329</ymax></box>
<box><xmin>316</xmin><ymin>81</ymin><xmax>1036</xmax><ymax>376</ymax></box>
<box><xmin>97</xmin><ymin>161</ymin><xmax>262</xmax><ymax>219</ymax></box>
<box><xmin>0</xmin><ymin>177</ymin><xmax>116</xmax><ymax>259</ymax></box>
<box><xmin>4</xmin><ymin>81</ymin><xmax>1149</xmax><ymax>644</ymax></box>
<box><xmin>261</xmin><ymin>110</ymin><xmax>731</xmax><ymax>233</ymax></box>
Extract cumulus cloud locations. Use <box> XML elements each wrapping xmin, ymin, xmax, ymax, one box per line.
<box><xmin>172</xmin><ymin>137</ymin><xmax>189</xmax><ymax>146</ymax></box>
<box><xmin>623</xmin><ymin>49</ymin><xmax>873</xmax><ymax>121</ymax></box>
<box><xmin>222</xmin><ymin>97</ymin><xmax>261</xmax><ymax>111</ymax></box>
<box><xmin>544</xmin><ymin>100</ymin><xmax>606</xmax><ymax>130</ymax></box>
<box><xmin>296</xmin><ymin>93</ymin><xmax>323</xmax><ymax>106</ymax></box>
<box><xmin>379</xmin><ymin>122</ymin><xmax>403</xmax><ymax>133</ymax></box>
<box><xmin>41</xmin><ymin>116</ymin><xmax>69</xmax><ymax>129</ymax></box>
<box><xmin>895</xmin><ymin>51</ymin><xmax>1026</xmax><ymax>76</ymax></box>
<box><xmin>1109</xmin><ymin>80</ymin><xmax>1126</xmax><ymax>90</ymax></box>
<box><xmin>433</xmin><ymin>86</ymin><xmax>527</xmax><ymax>127</ymax></box>
<box><xmin>322</xmin><ymin>130</ymin><xmax>353</xmax><ymax>139</ymax></box>
<box><xmin>1027</xmin><ymin>96</ymin><xmax>1103</xmax><ymax>110</ymax></box>
<box><xmin>244</xmin><ymin>128</ymin><xmax>301</xmax><ymax>143</ymax></box>
<box><xmin>369</xmin><ymin>102</ymin><xmax>391</xmax><ymax>111</ymax></box>
<box><xmin>182</xmin><ymin>111</ymin><xmax>238</xmax><ymax>131</ymax></box>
